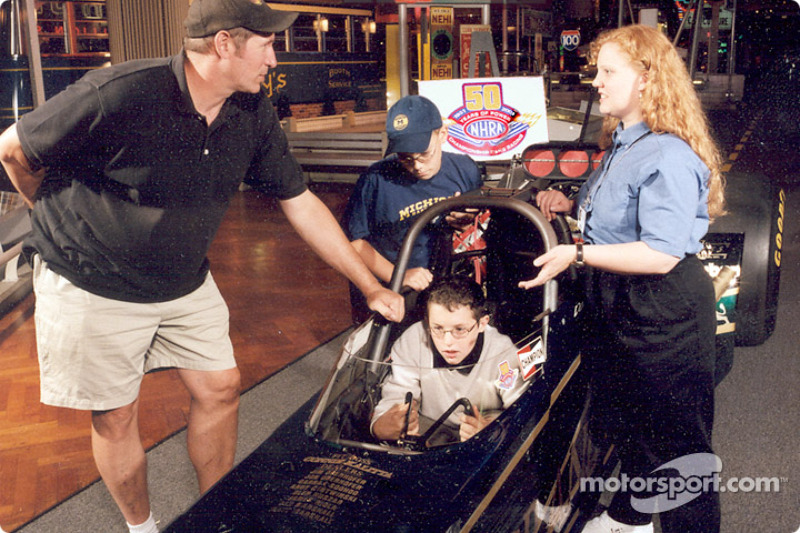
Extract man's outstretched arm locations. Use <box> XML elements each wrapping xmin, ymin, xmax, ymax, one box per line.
<box><xmin>280</xmin><ymin>189</ymin><xmax>405</xmax><ymax>322</ymax></box>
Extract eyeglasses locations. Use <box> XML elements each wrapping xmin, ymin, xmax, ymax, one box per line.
<box><xmin>428</xmin><ymin>321</ymin><xmax>478</xmax><ymax>340</ymax></box>
<box><xmin>397</xmin><ymin>146</ymin><xmax>437</xmax><ymax>166</ymax></box>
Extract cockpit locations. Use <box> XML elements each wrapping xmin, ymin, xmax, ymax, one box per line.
<box><xmin>306</xmin><ymin>192</ymin><xmax>571</xmax><ymax>454</ymax></box>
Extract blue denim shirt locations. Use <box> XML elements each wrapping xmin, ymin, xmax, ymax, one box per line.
<box><xmin>576</xmin><ymin>122</ymin><xmax>710</xmax><ymax>257</ymax></box>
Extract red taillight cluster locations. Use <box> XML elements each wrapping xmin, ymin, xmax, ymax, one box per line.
<box><xmin>521</xmin><ymin>145</ymin><xmax>605</xmax><ymax>179</ymax></box>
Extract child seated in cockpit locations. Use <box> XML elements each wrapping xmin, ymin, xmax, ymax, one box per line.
<box><xmin>370</xmin><ymin>276</ymin><xmax>527</xmax><ymax>443</ymax></box>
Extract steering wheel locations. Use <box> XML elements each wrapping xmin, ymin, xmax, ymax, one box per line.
<box><xmin>398</xmin><ymin>397</ymin><xmax>474</xmax><ymax>451</ymax></box>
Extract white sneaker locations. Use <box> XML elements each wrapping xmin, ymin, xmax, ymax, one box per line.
<box><xmin>534</xmin><ymin>500</ymin><xmax>572</xmax><ymax>532</ymax></box>
<box><xmin>580</xmin><ymin>511</ymin><xmax>653</xmax><ymax>533</ymax></box>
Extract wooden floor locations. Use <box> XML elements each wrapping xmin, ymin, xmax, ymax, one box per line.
<box><xmin>0</xmin><ymin>183</ymin><xmax>355</xmax><ymax>532</ymax></box>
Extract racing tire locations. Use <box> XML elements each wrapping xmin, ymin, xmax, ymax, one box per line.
<box><xmin>711</xmin><ymin>171</ymin><xmax>784</xmax><ymax>346</ymax></box>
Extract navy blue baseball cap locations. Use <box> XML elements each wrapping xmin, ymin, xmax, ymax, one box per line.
<box><xmin>385</xmin><ymin>95</ymin><xmax>444</xmax><ymax>155</ymax></box>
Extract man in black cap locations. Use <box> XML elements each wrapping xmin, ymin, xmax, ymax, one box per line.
<box><xmin>0</xmin><ymin>1</ymin><xmax>403</xmax><ymax>531</ymax></box>
<box><xmin>342</xmin><ymin>95</ymin><xmax>482</xmax><ymax>323</ymax></box>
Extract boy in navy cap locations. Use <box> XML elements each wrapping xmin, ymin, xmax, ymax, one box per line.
<box><xmin>343</xmin><ymin>95</ymin><xmax>482</xmax><ymax>323</ymax></box>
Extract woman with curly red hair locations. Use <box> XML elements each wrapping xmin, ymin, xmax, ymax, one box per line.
<box><xmin>525</xmin><ymin>25</ymin><xmax>723</xmax><ymax>533</ymax></box>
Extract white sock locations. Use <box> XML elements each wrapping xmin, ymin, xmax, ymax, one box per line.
<box><xmin>127</xmin><ymin>512</ymin><xmax>159</xmax><ymax>533</ymax></box>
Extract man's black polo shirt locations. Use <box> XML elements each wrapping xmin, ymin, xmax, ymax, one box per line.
<box><xmin>17</xmin><ymin>52</ymin><xmax>306</xmax><ymax>302</ymax></box>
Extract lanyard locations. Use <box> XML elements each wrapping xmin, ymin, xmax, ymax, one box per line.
<box><xmin>581</xmin><ymin>130</ymin><xmax>653</xmax><ymax>214</ymax></box>
<box><xmin>577</xmin><ymin>131</ymin><xmax>651</xmax><ymax>234</ymax></box>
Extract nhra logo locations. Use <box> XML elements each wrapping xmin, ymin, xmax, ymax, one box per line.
<box><xmin>446</xmin><ymin>83</ymin><xmax>529</xmax><ymax>157</ymax></box>
<box><xmin>561</xmin><ymin>30</ymin><xmax>581</xmax><ymax>52</ymax></box>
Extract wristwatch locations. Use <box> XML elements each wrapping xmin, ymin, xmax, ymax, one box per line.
<box><xmin>574</xmin><ymin>242</ymin><xmax>585</xmax><ymax>267</ymax></box>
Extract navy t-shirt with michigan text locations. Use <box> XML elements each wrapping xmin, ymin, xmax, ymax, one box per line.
<box><xmin>343</xmin><ymin>152</ymin><xmax>482</xmax><ymax>270</ymax></box>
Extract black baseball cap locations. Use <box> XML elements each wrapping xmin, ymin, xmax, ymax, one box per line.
<box><xmin>385</xmin><ymin>95</ymin><xmax>444</xmax><ymax>155</ymax></box>
<box><xmin>185</xmin><ymin>0</ymin><xmax>298</xmax><ymax>38</ymax></box>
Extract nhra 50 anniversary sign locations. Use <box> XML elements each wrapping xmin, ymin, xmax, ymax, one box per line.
<box><xmin>419</xmin><ymin>77</ymin><xmax>548</xmax><ymax>161</ymax></box>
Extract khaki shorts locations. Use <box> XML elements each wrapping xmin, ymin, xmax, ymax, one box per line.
<box><xmin>32</xmin><ymin>257</ymin><xmax>236</xmax><ymax>411</ymax></box>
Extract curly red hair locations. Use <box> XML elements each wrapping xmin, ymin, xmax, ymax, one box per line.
<box><xmin>590</xmin><ymin>25</ymin><xmax>725</xmax><ymax>219</ymax></box>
